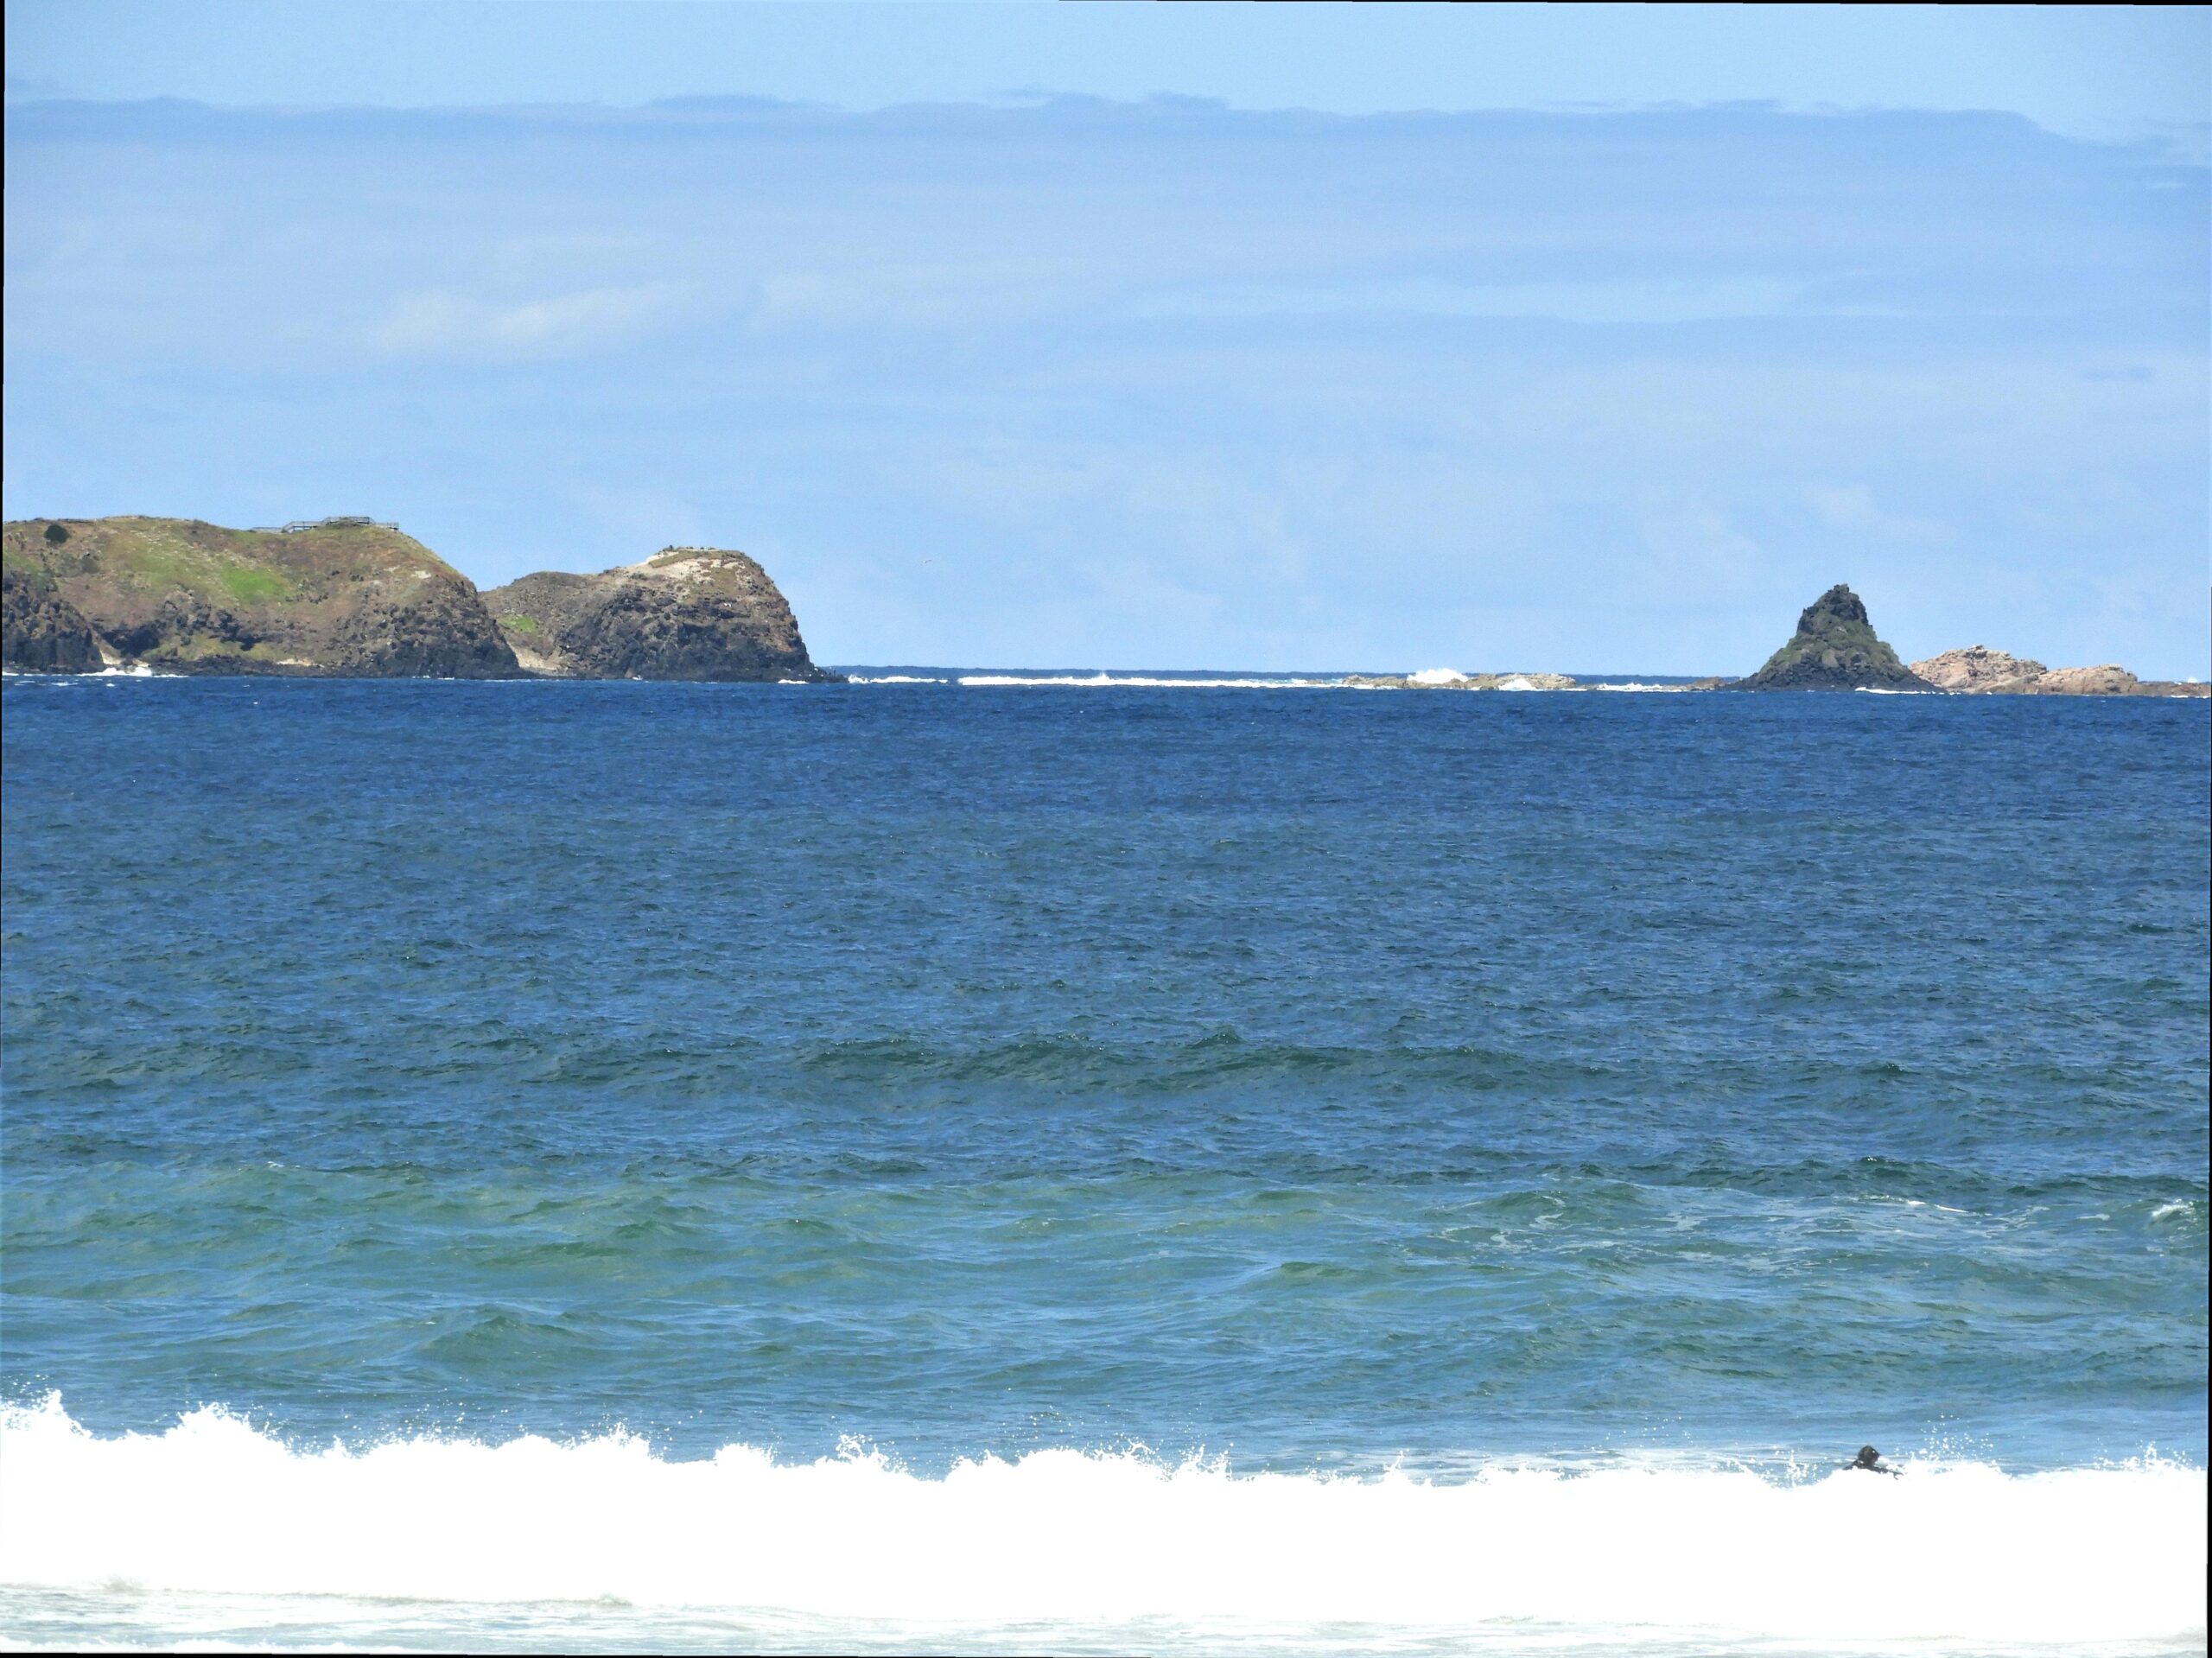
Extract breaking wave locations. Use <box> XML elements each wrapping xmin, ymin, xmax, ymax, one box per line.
<box><xmin>1</xmin><ymin>1398</ymin><xmax>2201</xmax><ymax>1647</ymax></box>
<box><xmin>956</xmin><ymin>672</ymin><xmax>1340</xmax><ymax>689</ymax></box>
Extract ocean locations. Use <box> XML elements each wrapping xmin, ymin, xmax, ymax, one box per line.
<box><xmin>1</xmin><ymin>671</ymin><xmax>2204</xmax><ymax>1654</ymax></box>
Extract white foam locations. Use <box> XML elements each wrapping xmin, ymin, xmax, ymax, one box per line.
<box><xmin>0</xmin><ymin>1399</ymin><xmax>2201</xmax><ymax>1647</ymax></box>
<box><xmin>1407</xmin><ymin>667</ymin><xmax>1469</xmax><ymax>686</ymax></box>
<box><xmin>846</xmin><ymin>674</ymin><xmax>949</xmax><ymax>684</ymax></box>
<box><xmin>956</xmin><ymin>673</ymin><xmax>1335</xmax><ymax>689</ymax></box>
<box><xmin>0</xmin><ymin>663</ymin><xmax>159</xmax><ymax>679</ymax></box>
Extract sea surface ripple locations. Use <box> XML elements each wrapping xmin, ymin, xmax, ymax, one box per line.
<box><xmin>1</xmin><ymin>674</ymin><xmax>2205</xmax><ymax>1650</ymax></box>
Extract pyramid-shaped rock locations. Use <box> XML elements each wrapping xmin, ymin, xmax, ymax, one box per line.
<box><xmin>1730</xmin><ymin>584</ymin><xmax>1932</xmax><ymax>691</ymax></box>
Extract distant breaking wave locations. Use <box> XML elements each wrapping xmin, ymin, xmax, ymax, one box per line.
<box><xmin>836</xmin><ymin>671</ymin><xmax>1737</xmax><ymax>691</ymax></box>
<box><xmin>957</xmin><ymin>672</ymin><xmax>1340</xmax><ymax>689</ymax></box>
<box><xmin>1</xmin><ymin>1398</ymin><xmax>2201</xmax><ymax>1648</ymax></box>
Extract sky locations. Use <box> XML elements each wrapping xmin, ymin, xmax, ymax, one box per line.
<box><xmin>4</xmin><ymin>3</ymin><xmax>2208</xmax><ymax>674</ymax></box>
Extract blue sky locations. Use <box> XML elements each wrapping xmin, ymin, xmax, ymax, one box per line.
<box><xmin>4</xmin><ymin>4</ymin><xmax>2207</xmax><ymax>673</ymax></box>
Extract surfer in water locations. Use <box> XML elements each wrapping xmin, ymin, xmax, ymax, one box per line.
<box><xmin>1849</xmin><ymin>1445</ymin><xmax>1899</xmax><ymax>1476</ymax></box>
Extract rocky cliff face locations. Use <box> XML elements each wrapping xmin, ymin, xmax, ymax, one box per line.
<box><xmin>1</xmin><ymin>517</ymin><xmax>518</xmax><ymax>677</ymax></box>
<box><xmin>482</xmin><ymin>547</ymin><xmax>832</xmax><ymax>682</ymax></box>
<box><xmin>1</xmin><ymin>564</ymin><xmax>104</xmax><ymax>672</ymax></box>
<box><xmin>1730</xmin><ymin>584</ymin><xmax>1932</xmax><ymax>691</ymax></box>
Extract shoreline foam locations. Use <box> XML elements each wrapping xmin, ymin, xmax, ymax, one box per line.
<box><xmin>3</xmin><ymin>1398</ymin><xmax>2201</xmax><ymax>1648</ymax></box>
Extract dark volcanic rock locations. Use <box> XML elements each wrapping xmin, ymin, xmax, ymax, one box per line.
<box><xmin>1728</xmin><ymin>584</ymin><xmax>1933</xmax><ymax>692</ymax></box>
<box><xmin>2</xmin><ymin>563</ymin><xmax>104</xmax><ymax>672</ymax></box>
<box><xmin>482</xmin><ymin>548</ymin><xmax>834</xmax><ymax>682</ymax></box>
<box><xmin>328</xmin><ymin>582</ymin><xmax>519</xmax><ymax>678</ymax></box>
<box><xmin>0</xmin><ymin>515</ymin><xmax>519</xmax><ymax>678</ymax></box>
<box><xmin>111</xmin><ymin>588</ymin><xmax>259</xmax><ymax>660</ymax></box>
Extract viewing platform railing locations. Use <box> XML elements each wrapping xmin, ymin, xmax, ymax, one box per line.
<box><xmin>250</xmin><ymin>516</ymin><xmax>400</xmax><ymax>533</ymax></box>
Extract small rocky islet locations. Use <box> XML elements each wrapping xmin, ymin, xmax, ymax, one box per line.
<box><xmin>1349</xmin><ymin>583</ymin><xmax>2202</xmax><ymax>697</ymax></box>
<box><xmin>1</xmin><ymin>520</ymin><xmax>2200</xmax><ymax>694</ymax></box>
<box><xmin>0</xmin><ymin>515</ymin><xmax>832</xmax><ymax>682</ymax></box>
<box><xmin>1904</xmin><ymin>645</ymin><xmax>2192</xmax><ymax>698</ymax></box>
<box><xmin>1725</xmin><ymin>582</ymin><xmax>2204</xmax><ymax>696</ymax></box>
<box><xmin>1725</xmin><ymin>582</ymin><xmax>1932</xmax><ymax>692</ymax></box>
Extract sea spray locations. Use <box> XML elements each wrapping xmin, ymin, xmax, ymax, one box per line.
<box><xmin>1</xmin><ymin>1399</ymin><xmax>2201</xmax><ymax>1646</ymax></box>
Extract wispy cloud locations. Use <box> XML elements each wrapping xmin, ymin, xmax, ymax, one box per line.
<box><xmin>1805</xmin><ymin>484</ymin><xmax>1944</xmax><ymax>543</ymax></box>
<box><xmin>3</xmin><ymin>98</ymin><xmax>2205</xmax><ymax>672</ymax></box>
<box><xmin>372</xmin><ymin>281</ymin><xmax>693</xmax><ymax>360</ymax></box>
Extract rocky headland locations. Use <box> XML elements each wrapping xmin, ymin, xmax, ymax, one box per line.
<box><xmin>2</xmin><ymin>518</ymin><xmax>833</xmax><ymax>683</ymax></box>
<box><xmin>481</xmin><ymin>547</ymin><xmax>833</xmax><ymax>682</ymax></box>
<box><xmin>1</xmin><ymin>516</ymin><xmax>517</xmax><ymax>677</ymax></box>
<box><xmin>1727</xmin><ymin>584</ymin><xmax>1931</xmax><ymax>691</ymax></box>
<box><xmin>1910</xmin><ymin>645</ymin><xmax>2207</xmax><ymax>699</ymax></box>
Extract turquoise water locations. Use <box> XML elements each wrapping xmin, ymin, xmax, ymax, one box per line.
<box><xmin>2</xmin><ymin>673</ymin><xmax>2205</xmax><ymax>1651</ymax></box>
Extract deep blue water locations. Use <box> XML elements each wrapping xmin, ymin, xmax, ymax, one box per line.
<box><xmin>3</xmin><ymin>675</ymin><xmax>2206</xmax><ymax>1476</ymax></box>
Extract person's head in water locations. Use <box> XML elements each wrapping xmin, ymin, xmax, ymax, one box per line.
<box><xmin>1851</xmin><ymin>1445</ymin><xmax>1898</xmax><ymax>1474</ymax></box>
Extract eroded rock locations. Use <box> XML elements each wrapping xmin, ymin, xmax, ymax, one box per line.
<box><xmin>483</xmin><ymin>547</ymin><xmax>833</xmax><ymax>682</ymax></box>
<box><xmin>1910</xmin><ymin>645</ymin><xmax>2047</xmax><ymax>693</ymax></box>
<box><xmin>1910</xmin><ymin>648</ymin><xmax>2209</xmax><ymax>697</ymax></box>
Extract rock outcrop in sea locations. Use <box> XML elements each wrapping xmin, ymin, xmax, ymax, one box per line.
<box><xmin>1910</xmin><ymin>645</ymin><xmax>2045</xmax><ymax>693</ymax></box>
<box><xmin>1729</xmin><ymin>584</ymin><xmax>1932</xmax><ymax>691</ymax></box>
<box><xmin>1911</xmin><ymin>646</ymin><xmax>2208</xmax><ymax>698</ymax></box>
<box><xmin>1</xmin><ymin>516</ymin><xmax>518</xmax><ymax>677</ymax></box>
<box><xmin>481</xmin><ymin>547</ymin><xmax>834</xmax><ymax>682</ymax></box>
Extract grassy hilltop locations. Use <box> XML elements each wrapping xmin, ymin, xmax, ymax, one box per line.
<box><xmin>1</xmin><ymin>516</ymin><xmax>517</xmax><ymax>677</ymax></box>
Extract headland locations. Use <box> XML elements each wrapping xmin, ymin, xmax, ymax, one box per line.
<box><xmin>481</xmin><ymin>547</ymin><xmax>832</xmax><ymax>683</ymax></box>
<box><xmin>1</xmin><ymin>517</ymin><xmax>832</xmax><ymax>683</ymax></box>
<box><xmin>3</xmin><ymin>527</ymin><xmax>2202</xmax><ymax>693</ymax></box>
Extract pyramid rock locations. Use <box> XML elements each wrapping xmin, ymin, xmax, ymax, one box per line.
<box><xmin>1729</xmin><ymin>584</ymin><xmax>1933</xmax><ymax>692</ymax></box>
